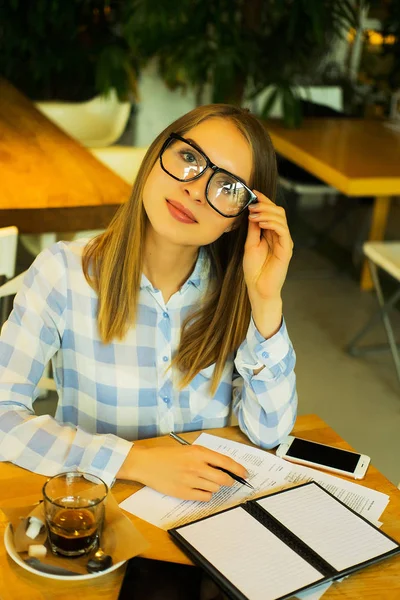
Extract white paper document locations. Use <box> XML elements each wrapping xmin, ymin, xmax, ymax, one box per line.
<box><xmin>119</xmin><ymin>433</ymin><xmax>390</xmax><ymax>530</ymax></box>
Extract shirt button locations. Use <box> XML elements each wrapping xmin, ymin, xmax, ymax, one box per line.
<box><xmin>163</xmin><ymin>397</ymin><xmax>169</xmax><ymax>404</ymax></box>
<box><xmin>163</xmin><ymin>312</ymin><xmax>169</xmax><ymax>318</ymax></box>
<box><xmin>262</xmin><ymin>351</ymin><xmax>269</xmax><ymax>359</ymax></box>
<box><xmin>163</xmin><ymin>355</ymin><xmax>169</xmax><ymax>362</ymax></box>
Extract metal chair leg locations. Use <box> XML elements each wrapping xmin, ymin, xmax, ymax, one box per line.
<box><xmin>347</xmin><ymin>286</ymin><xmax>400</xmax><ymax>354</ymax></box>
<box><xmin>369</xmin><ymin>261</ymin><xmax>400</xmax><ymax>386</ymax></box>
<box><xmin>347</xmin><ymin>259</ymin><xmax>400</xmax><ymax>387</ymax></box>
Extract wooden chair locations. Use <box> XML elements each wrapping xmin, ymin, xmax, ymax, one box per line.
<box><xmin>347</xmin><ymin>241</ymin><xmax>400</xmax><ymax>387</ymax></box>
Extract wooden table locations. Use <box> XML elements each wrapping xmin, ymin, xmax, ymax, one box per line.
<box><xmin>0</xmin><ymin>79</ymin><xmax>131</xmax><ymax>234</ymax></box>
<box><xmin>1</xmin><ymin>414</ymin><xmax>400</xmax><ymax>599</ymax></box>
<box><xmin>266</xmin><ymin>118</ymin><xmax>400</xmax><ymax>290</ymax></box>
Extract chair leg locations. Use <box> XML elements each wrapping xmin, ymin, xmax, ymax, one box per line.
<box><xmin>347</xmin><ymin>260</ymin><xmax>400</xmax><ymax>387</ymax></box>
<box><xmin>370</xmin><ymin>261</ymin><xmax>400</xmax><ymax>385</ymax></box>
<box><xmin>347</xmin><ymin>286</ymin><xmax>400</xmax><ymax>354</ymax></box>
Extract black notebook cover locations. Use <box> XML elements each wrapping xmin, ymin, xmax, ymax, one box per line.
<box><xmin>169</xmin><ymin>481</ymin><xmax>400</xmax><ymax>600</ymax></box>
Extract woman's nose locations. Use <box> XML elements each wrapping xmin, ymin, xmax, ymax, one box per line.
<box><xmin>183</xmin><ymin>176</ymin><xmax>207</xmax><ymax>203</ymax></box>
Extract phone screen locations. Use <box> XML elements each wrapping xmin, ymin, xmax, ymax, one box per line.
<box><xmin>287</xmin><ymin>438</ymin><xmax>361</xmax><ymax>472</ymax></box>
<box><xmin>118</xmin><ymin>557</ymin><xmax>205</xmax><ymax>600</ymax></box>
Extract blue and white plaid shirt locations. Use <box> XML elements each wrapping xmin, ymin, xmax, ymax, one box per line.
<box><xmin>0</xmin><ymin>240</ymin><xmax>297</xmax><ymax>486</ymax></box>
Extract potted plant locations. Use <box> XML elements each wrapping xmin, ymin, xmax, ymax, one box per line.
<box><xmin>122</xmin><ymin>0</ymin><xmax>357</xmax><ymax>127</ymax></box>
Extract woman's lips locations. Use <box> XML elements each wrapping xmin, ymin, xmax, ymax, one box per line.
<box><xmin>166</xmin><ymin>200</ymin><xmax>197</xmax><ymax>224</ymax></box>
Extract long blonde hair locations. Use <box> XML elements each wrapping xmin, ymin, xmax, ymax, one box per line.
<box><xmin>82</xmin><ymin>104</ymin><xmax>277</xmax><ymax>394</ymax></box>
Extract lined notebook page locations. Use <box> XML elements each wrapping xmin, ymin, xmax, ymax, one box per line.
<box><xmin>257</xmin><ymin>484</ymin><xmax>398</xmax><ymax>572</ymax></box>
<box><xmin>177</xmin><ymin>507</ymin><xmax>323</xmax><ymax>600</ymax></box>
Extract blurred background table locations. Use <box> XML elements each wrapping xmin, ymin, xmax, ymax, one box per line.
<box><xmin>1</xmin><ymin>414</ymin><xmax>400</xmax><ymax>599</ymax></box>
<box><xmin>0</xmin><ymin>79</ymin><xmax>131</xmax><ymax>234</ymax></box>
<box><xmin>266</xmin><ymin>118</ymin><xmax>400</xmax><ymax>290</ymax></box>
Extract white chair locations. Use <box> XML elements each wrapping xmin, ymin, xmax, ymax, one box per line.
<box><xmin>347</xmin><ymin>241</ymin><xmax>400</xmax><ymax>387</ymax></box>
<box><xmin>0</xmin><ymin>269</ymin><xmax>56</xmax><ymax>394</ymax></box>
<box><xmin>89</xmin><ymin>146</ymin><xmax>148</xmax><ymax>184</ymax></box>
<box><xmin>0</xmin><ymin>226</ymin><xmax>18</xmax><ymax>279</ymax></box>
<box><xmin>0</xmin><ymin>226</ymin><xmax>18</xmax><ymax>324</ymax></box>
<box><xmin>35</xmin><ymin>89</ymin><xmax>131</xmax><ymax>147</ymax></box>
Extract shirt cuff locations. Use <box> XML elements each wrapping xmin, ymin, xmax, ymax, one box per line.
<box><xmin>74</xmin><ymin>431</ymin><xmax>133</xmax><ymax>488</ymax></box>
<box><xmin>238</xmin><ymin>316</ymin><xmax>293</xmax><ymax>372</ymax></box>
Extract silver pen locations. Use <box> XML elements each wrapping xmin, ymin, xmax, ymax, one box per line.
<box><xmin>169</xmin><ymin>432</ymin><xmax>254</xmax><ymax>489</ymax></box>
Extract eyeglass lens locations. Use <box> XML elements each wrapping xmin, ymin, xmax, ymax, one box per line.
<box><xmin>161</xmin><ymin>138</ymin><xmax>251</xmax><ymax>217</ymax></box>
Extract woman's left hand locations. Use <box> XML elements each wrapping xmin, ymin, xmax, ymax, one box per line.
<box><xmin>243</xmin><ymin>191</ymin><xmax>293</xmax><ymax>338</ymax></box>
<box><xmin>243</xmin><ymin>190</ymin><xmax>293</xmax><ymax>299</ymax></box>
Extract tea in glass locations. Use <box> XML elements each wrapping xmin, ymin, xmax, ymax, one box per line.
<box><xmin>43</xmin><ymin>472</ymin><xmax>108</xmax><ymax>557</ymax></box>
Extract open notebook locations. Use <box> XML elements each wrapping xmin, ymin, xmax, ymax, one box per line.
<box><xmin>169</xmin><ymin>482</ymin><xmax>400</xmax><ymax>600</ymax></box>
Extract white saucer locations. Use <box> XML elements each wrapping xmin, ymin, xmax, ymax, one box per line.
<box><xmin>4</xmin><ymin>523</ymin><xmax>125</xmax><ymax>581</ymax></box>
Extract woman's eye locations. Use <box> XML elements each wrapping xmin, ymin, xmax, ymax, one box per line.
<box><xmin>179</xmin><ymin>150</ymin><xmax>198</xmax><ymax>164</ymax></box>
<box><xmin>217</xmin><ymin>181</ymin><xmax>234</xmax><ymax>194</ymax></box>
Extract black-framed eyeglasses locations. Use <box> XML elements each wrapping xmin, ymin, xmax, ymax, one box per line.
<box><xmin>159</xmin><ymin>133</ymin><xmax>257</xmax><ymax>218</ymax></box>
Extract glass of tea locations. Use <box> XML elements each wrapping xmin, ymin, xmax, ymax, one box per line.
<box><xmin>43</xmin><ymin>472</ymin><xmax>108</xmax><ymax>557</ymax></box>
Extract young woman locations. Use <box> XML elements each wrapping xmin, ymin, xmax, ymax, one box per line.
<box><xmin>0</xmin><ymin>104</ymin><xmax>296</xmax><ymax>501</ymax></box>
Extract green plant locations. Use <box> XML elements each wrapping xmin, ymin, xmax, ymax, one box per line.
<box><xmin>0</xmin><ymin>0</ymin><xmax>137</xmax><ymax>101</ymax></box>
<box><xmin>123</xmin><ymin>0</ymin><xmax>357</xmax><ymax>127</ymax></box>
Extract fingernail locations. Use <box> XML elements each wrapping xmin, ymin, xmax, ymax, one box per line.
<box><xmin>248</xmin><ymin>214</ymin><xmax>257</xmax><ymax>219</ymax></box>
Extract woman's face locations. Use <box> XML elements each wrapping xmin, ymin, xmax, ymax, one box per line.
<box><xmin>142</xmin><ymin>117</ymin><xmax>253</xmax><ymax>248</ymax></box>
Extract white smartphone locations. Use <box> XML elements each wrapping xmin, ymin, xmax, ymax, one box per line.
<box><xmin>276</xmin><ymin>436</ymin><xmax>370</xmax><ymax>479</ymax></box>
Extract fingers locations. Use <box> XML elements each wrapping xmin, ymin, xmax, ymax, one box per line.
<box><xmin>177</xmin><ymin>464</ymin><xmax>233</xmax><ymax>501</ymax></box>
<box><xmin>248</xmin><ymin>204</ymin><xmax>288</xmax><ymax>225</ymax></box>
<box><xmin>249</xmin><ymin>190</ymin><xmax>287</xmax><ymax>219</ymax></box>
<box><xmin>196</xmin><ymin>446</ymin><xmax>249</xmax><ymax>480</ymax></box>
<box><xmin>197</xmin><ymin>466</ymin><xmax>234</xmax><ymax>488</ymax></box>
<box><xmin>244</xmin><ymin>219</ymin><xmax>262</xmax><ymax>249</ymax></box>
<box><xmin>132</xmin><ymin>445</ymin><xmax>250</xmax><ymax>502</ymax></box>
<box><xmin>179</xmin><ymin>487</ymin><xmax>213</xmax><ymax>502</ymax></box>
<box><xmin>248</xmin><ymin>190</ymin><xmax>293</xmax><ymax>251</ymax></box>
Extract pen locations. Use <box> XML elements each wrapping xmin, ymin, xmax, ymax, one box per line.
<box><xmin>169</xmin><ymin>432</ymin><xmax>254</xmax><ymax>489</ymax></box>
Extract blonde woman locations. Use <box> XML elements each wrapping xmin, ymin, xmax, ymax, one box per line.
<box><xmin>0</xmin><ymin>104</ymin><xmax>296</xmax><ymax>501</ymax></box>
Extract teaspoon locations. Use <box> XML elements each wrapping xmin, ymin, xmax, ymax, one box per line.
<box><xmin>87</xmin><ymin>548</ymin><xmax>113</xmax><ymax>573</ymax></box>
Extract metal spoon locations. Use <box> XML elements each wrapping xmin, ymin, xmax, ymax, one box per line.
<box><xmin>25</xmin><ymin>557</ymin><xmax>80</xmax><ymax>576</ymax></box>
<box><xmin>86</xmin><ymin>548</ymin><xmax>113</xmax><ymax>573</ymax></box>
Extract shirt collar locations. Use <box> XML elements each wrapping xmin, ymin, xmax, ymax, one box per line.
<box><xmin>140</xmin><ymin>247</ymin><xmax>211</xmax><ymax>293</ymax></box>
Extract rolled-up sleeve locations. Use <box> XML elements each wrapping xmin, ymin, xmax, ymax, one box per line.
<box><xmin>232</xmin><ymin>317</ymin><xmax>297</xmax><ymax>449</ymax></box>
<box><xmin>0</xmin><ymin>245</ymin><xmax>131</xmax><ymax>486</ymax></box>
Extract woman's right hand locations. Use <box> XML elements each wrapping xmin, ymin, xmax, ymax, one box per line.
<box><xmin>117</xmin><ymin>444</ymin><xmax>249</xmax><ymax>501</ymax></box>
